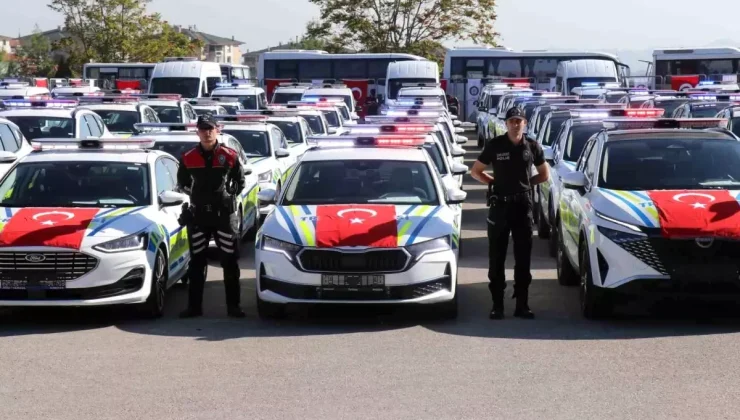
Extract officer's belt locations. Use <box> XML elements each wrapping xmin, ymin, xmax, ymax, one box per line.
<box><xmin>491</xmin><ymin>190</ymin><xmax>531</xmax><ymax>203</ymax></box>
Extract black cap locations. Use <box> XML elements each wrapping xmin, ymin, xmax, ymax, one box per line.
<box><xmin>505</xmin><ymin>107</ymin><xmax>526</xmax><ymax>121</ymax></box>
<box><xmin>196</xmin><ymin>113</ymin><xmax>217</xmax><ymax>129</ymax></box>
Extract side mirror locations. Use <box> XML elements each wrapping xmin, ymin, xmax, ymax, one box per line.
<box><xmin>350</xmin><ymin>112</ymin><xmax>359</xmax><ymax>120</ymax></box>
<box><xmin>257</xmin><ymin>188</ymin><xmax>277</xmax><ymax>205</ymax></box>
<box><xmin>488</xmin><ymin>108</ymin><xmax>497</xmax><ymax>115</ymax></box>
<box><xmin>450</xmin><ymin>115</ymin><xmax>458</xmax><ymax>121</ymax></box>
<box><xmin>455</xmin><ymin>135</ymin><xmax>467</xmax><ymax>145</ymax></box>
<box><xmin>243</xmin><ymin>165</ymin><xmax>253</xmax><ymax>175</ymax></box>
<box><xmin>446</xmin><ymin>187</ymin><xmax>467</xmax><ymax>204</ymax></box>
<box><xmin>275</xmin><ymin>148</ymin><xmax>290</xmax><ymax>158</ymax></box>
<box><xmin>451</xmin><ymin>145</ymin><xmax>466</xmax><ymax>157</ymax></box>
<box><xmin>159</xmin><ymin>190</ymin><xmax>188</xmax><ymax>207</ymax></box>
<box><xmin>327</xmin><ymin>127</ymin><xmax>338</xmax><ymax>135</ymax></box>
<box><xmin>454</xmin><ymin>127</ymin><xmax>465</xmax><ymax>134</ymax></box>
<box><xmin>451</xmin><ymin>162</ymin><xmax>468</xmax><ymax>176</ymax></box>
<box><xmin>0</xmin><ymin>151</ymin><xmax>17</xmax><ymax>163</ymax></box>
<box><xmin>562</xmin><ymin>171</ymin><xmax>587</xmax><ymax>190</ymax></box>
<box><xmin>452</xmin><ymin>120</ymin><xmax>461</xmax><ymax>127</ymax></box>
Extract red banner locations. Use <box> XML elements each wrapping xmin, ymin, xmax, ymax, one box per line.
<box><xmin>647</xmin><ymin>190</ymin><xmax>740</xmax><ymax>239</ymax></box>
<box><xmin>440</xmin><ymin>79</ymin><xmax>448</xmax><ymax>92</ymax></box>
<box><xmin>33</xmin><ymin>78</ymin><xmax>48</xmax><ymax>88</ymax></box>
<box><xmin>265</xmin><ymin>79</ymin><xmax>291</xmax><ymax>103</ymax></box>
<box><xmin>342</xmin><ymin>79</ymin><xmax>369</xmax><ymax>116</ymax></box>
<box><xmin>670</xmin><ymin>75</ymin><xmax>700</xmax><ymax>91</ymax></box>
<box><xmin>0</xmin><ymin>208</ymin><xmax>99</xmax><ymax>249</ymax></box>
<box><xmin>315</xmin><ymin>205</ymin><xmax>398</xmax><ymax>248</ymax></box>
<box><xmin>115</xmin><ymin>79</ymin><xmax>143</xmax><ymax>90</ymax></box>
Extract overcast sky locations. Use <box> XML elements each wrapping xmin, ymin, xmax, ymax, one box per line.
<box><xmin>5</xmin><ymin>0</ymin><xmax>740</xmax><ymax>52</ymax></box>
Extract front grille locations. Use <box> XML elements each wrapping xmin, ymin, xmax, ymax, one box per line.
<box><xmin>0</xmin><ymin>252</ymin><xmax>99</xmax><ymax>282</ymax></box>
<box><xmin>298</xmin><ymin>249</ymin><xmax>409</xmax><ymax>273</ymax></box>
<box><xmin>618</xmin><ymin>239</ymin><xmax>668</xmax><ymax>274</ymax></box>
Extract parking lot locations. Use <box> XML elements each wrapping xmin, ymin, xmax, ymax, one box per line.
<box><xmin>2</xmin><ymin>133</ymin><xmax>740</xmax><ymax>420</ymax></box>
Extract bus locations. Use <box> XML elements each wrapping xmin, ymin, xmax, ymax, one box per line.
<box><xmin>442</xmin><ymin>46</ymin><xmax>628</xmax><ymax>121</ymax></box>
<box><xmin>83</xmin><ymin>61</ymin><xmax>251</xmax><ymax>91</ymax></box>
<box><xmin>257</xmin><ymin>50</ymin><xmax>426</xmax><ymax>110</ymax></box>
<box><xmin>649</xmin><ymin>47</ymin><xmax>740</xmax><ymax>91</ymax></box>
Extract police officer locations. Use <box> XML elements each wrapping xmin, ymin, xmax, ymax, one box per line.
<box><xmin>470</xmin><ymin>107</ymin><xmax>549</xmax><ymax>320</ymax></box>
<box><xmin>177</xmin><ymin>113</ymin><xmax>247</xmax><ymax>318</ymax></box>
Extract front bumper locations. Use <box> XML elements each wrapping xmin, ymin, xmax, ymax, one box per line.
<box><xmin>255</xmin><ymin>248</ymin><xmax>457</xmax><ymax>304</ymax></box>
<box><xmin>0</xmin><ymin>248</ymin><xmax>153</xmax><ymax>306</ymax></box>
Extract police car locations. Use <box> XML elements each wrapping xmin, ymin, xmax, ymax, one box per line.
<box><xmin>553</xmin><ymin>118</ymin><xmax>740</xmax><ymax>318</ymax></box>
<box><xmin>132</xmin><ymin>123</ymin><xmax>261</xmax><ymax>239</ymax></box>
<box><xmin>135</xmin><ymin>94</ymin><xmax>198</xmax><ymax>124</ymax></box>
<box><xmin>226</xmin><ymin>111</ymin><xmax>312</xmax><ymax>155</ymax></box>
<box><xmin>301</xmin><ymin>84</ymin><xmax>359</xmax><ymax>121</ymax></box>
<box><xmin>190</xmin><ymin>97</ymin><xmax>244</xmax><ymax>115</ymax></box>
<box><xmin>0</xmin><ymin>117</ymin><xmax>32</xmax><ymax>178</ymax></box>
<box><xmin>50</xmin><ymin>79</ymin><xmax>102</xmax><ymax>98</ymax></box>
<box><xmin>0</xmin><ymin>99</ymin><xmax>113</xmax><ymax>140</ymax></box>
<box><xmin>488</xmin><ymin>91</ymin><xmax>565</xmax><ymax>145</ymax></box>
<box><xmin>639</xmin><ymin>94</ymin><xmax>691</xmax><ymax>117</ymax></box>
<box><xmin>272</xmin><ymin>104</ymin><xmax>330</xmax><ymax>135</ymax></box>
<box><xmin>271</xmin><ymin>83</ymin><xmax>311</xmax><ymax>104</ymax></box>
<box><xmin>475</xmin><ymin>84</ymin><xmax>533</xmax><ymax>145</ymax></box>
<box><xmin>0</xmin><ymin>137</ymin><xmax>192</xmax><ymax>317</ymax></box>
<box><xmin>686</xmin><ymin>81</ymin><xmax>740</xmax><ymax>93</ymax></box>
<box><xmin>210</xmin><ymin>82</ymin><xmax>268</xmax><ymax>111</ymax></box>
<box><xmin>254</xmin><ymin>134</ymin><xmax>466</xmax><ymax>319</ymax></box>
<box><xmin>0</xmin><ymin>79</ymin><xmax>50</xmax><ymax>100</ymax></box>
<box><xmin>715</xmin><ymin>104</ymin><xmax>740</xmax><ymax>136</ymax></box>
<box><xmin>290</xmin><ymin>101</ymin><xmax>345</xmax><ymax>135</ymax></box>
<box><xmin>77</xmin><ymin>96</ymin><xmax>161</xmax><ymax>138</ymax></box>
<box><xmin>671</xmin><ymin>97</ymin><xmax>735</xmax><ymax>118</ymax></box>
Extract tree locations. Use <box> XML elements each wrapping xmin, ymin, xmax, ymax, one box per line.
<box><xmin>15</xmin><ymin>25</ymin><xmax>57</xmax><ymax>77</ymax></box>
<box><xmin>48</xmin><ymin>0</ymin><xmax>202</xmax><ymax>72</ymax></box>
<box><xmin>306</xmin><ymin>0</ymin><xmax>499</xmax><ymax>62</ymax></box>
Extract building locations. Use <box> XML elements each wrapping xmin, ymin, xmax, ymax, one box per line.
<box><xmin>173</xmin><ymin>25</ymin><xmax>243</xmax><ymax>64</ymax></box>
<box><xmin>0</xmin><ymin>36</ymin><xmax>12</xmax><ymax>55</ymax></box>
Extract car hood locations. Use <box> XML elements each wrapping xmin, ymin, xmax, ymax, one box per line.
<box><xmin>263</xmin><ymin>204</ymin><xmax>455</xmax><ymax>247</ymax></box>
<box><xmin>0</xmin><ymin>206</ymin><xmax>155</xmax><ymax>250</ymax></box>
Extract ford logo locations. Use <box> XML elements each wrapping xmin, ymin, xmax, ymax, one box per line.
<box><xmin>695</xmin><ymin>238</ymin><xmax>714</xmax><ymax>249</ymax></box>
<box><xmin>25</xmin><ymin>254</ymin><xmax>46</xmax><ymax>263</ymax></box>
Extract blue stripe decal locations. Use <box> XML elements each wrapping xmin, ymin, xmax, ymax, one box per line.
<box><xmin>631</xmin><ymin>190</ymin><xmax>650</xmax><ymax>201</ymax></box>
<box><xmin>600</xmin><ymin>189</ymin><xmax>653</xmax><ymax>227</ymax></box>
<box><xmin>88</xmin><ymin>206</ymin><xmax>145</xmax><ymax>236</ymax></box>
<box><xmin>404</xmin><ymin>205</ymin><xmax>418</xmax><ymax>216</ymax></box>
<box><xmin>4</xmin><ymin>208</ymin><xmax>11</xmax><ymax>218</ymax></box>
<box><xmin>300</xmin><ymin>205</ymin><xmax>310</xmax><ymax>215</ymax></box>
<box><xmin>169</xmin><ymin>225</ymin><xmax>185</xmax><ymax>237</ymax></box>
<box><xmin>276</xmin><ymin>206</ymin><xmax>302</xmax><ymax>245</ymax></box>
<box><xmin>406</xmin><ymin>206</ymin><xmax>442</xmax><ymax>245</ymax></box>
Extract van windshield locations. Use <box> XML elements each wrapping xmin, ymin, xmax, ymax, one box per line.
<box><xmin>150</xmin><ymin>78</ymin><xmax>200</xmax><ymax>98</ymax></box>
<box><xmin>388</xmin><ymin>78</ymin><xmax>437</xmax><ymax>100</ymax></box>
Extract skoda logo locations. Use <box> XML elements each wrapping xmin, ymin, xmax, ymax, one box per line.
<box><xmin>25</xmin><ymin>254</ymin><xmax>46</xmax><ymax>263</ymax></box>
<box><xmin>695</xmin><ymin>238</ymin><xmax>714</xmax><ymax>249</ymax></box>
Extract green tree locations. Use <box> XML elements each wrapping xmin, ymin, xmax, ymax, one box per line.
<box><xmin>48</xmin><ymin>0</ymin><xmax>202</xmax><ymax>73</ymax></box>
<box><xmin>306</xmin><ymin>0</ymin><xmax>499</xmax><ymax>62</ymax></box>
<box><xmin>15</xmin><ymin>25</ymin><xmax>57</xmax><ymax>77</ymax></box>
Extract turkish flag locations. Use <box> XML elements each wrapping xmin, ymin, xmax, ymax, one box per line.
<box><xmin>342</xmin><ymin>79</ymin><xmax>368</xmax><ymax>116</ymax></box>
<box><xmin>264</xmin><ymin>79</ymin><xmax>291</xmax><ymax>103</ymax></box>
<box><xmin>115</xmin><ymin>79</ymin><xmax>142</xmax><ymax>90</ymax></box>
<box><xmin>0</xmin><ymin>208</ymin><xmax>100</xmax><ymax>249</ymax></box>
<box><xmin>440</xmin><ymin>79</ymin><xmax>448</xmax><ymax>92</ymax></box>
<box><xmin>670</xmin><ymin>75</ymin><xmax>700</xmax><ymax>91</ymax></box>
<box><xmin>647</xmin><ymin>190</ymin><xmax>740</xmax><ymax>239</ymax></box>
<box><xmin>33</xmin><ymin>78</ymin><xmax>48</xmax><ymax>88</ymax></box>
<box><xmin>315</xmin><ymin>205</ymin><xmax>398</xmax><ymax>248</ymax></box>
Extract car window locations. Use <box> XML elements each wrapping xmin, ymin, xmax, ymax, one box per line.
<box><xmin>577</xmin><ymin>138</ymin><xmax>595</xmax><ymax>172</ymax></box>
<box><xmin>94</xmin><ymin>114</ymin><xmax>106</xmax><ymax>134</ymax></box>
<box><xmin>144</xmin><ymin>107</ymin><xmax>158</xmax><ymax>123</ymax></box>
<box><xmin>0</xmin><ymin>124</ymin><xmax>19</xmax><ymax>152</ymax></box>
<box><xmin>9</xmin><ymin>125</ymin><xmax>23</xmax><ymax>148</ymax></box>
<box><xmin>162</xmin><ymin>157</ymin><xmax>179</xmax><ymax>186</ymax></box>
<box><xmin>84</xmin><ymin>115</ymin><xmax>102</xmax><ymax>137</ymax></box>
<box><xmin>583</xmin><ymin>142</ymin><xmax>599</xmax><ymax>182</ymax></box>
<box><xmin>155</xmin><ymin>158</ymin><xmax>175</xmax><ymax>194</ymax></box>
<box><xmin>78</xmin><ymin>116</ymin><xmax>92</xmax><ymax>139</ymax></box>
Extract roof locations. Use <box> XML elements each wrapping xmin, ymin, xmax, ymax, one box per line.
<box><xmin>301</xmin><ymin>146</ymin><xmax>428</xmax><ymax>162</ymax></box>
<box><xmin>23</xmin><ymin>149</ymin><xmax>155</xmax><ymax>164</ymax></box>
<box><xmin>304</xmin><ymin>88</ymin><xmax>352</xmax><ymax>96</ymax></box>
<box><xmin>0</xmin><ymin>108</ymin><xmax>76</xmax><ymax>118</ymax></box>
<box><xmin>79</xmin><ymin>103</ymin><xmax>141</xmax><ymax>111</ymax></box>
<box><xmin>606</xmin><ymin>129</ymin><xmax>734</xmax><ymax>140</ymax></box>
<box><xmin>220</xmin><ymin>123</ymin><xmax>271</xmax><ymax>132</ymax></box>
<box><xmin>17</xmin><ymin>28</ymin><xmax>69</xmax><ymax>44</ymax></box>
<box><xmin>174</xmin><ymin>27</ymin><xmax>243</xmax><ymax>46</ymax></box>
<box><xmin>0</xmin><ymin>35</ymin><xmax>12</xmax><ymax>41</ymax></box>
<box><xmin>211</xmin><ymin>87</ymin><xmax>263</xmax><ymax>95</ymax></box>
<box><xmin>144</xmin><ymin>133</ymin><xmax>202</xmax><ymax>142</ymax></box>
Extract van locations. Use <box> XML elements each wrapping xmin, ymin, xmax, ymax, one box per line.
<box><xmin>385</xmin><ymin>61</ymin><xmax>439</xmax><ymax>104</ymax></box>
<box><xmin>149</xmin><ymin>59</ymin><xmax>223</xmax><ymax>99</ymax></box>
<box><xmin>555</xmin><ymin>60</ymin><xmax>619</xmax><ymax>95</ymax></box>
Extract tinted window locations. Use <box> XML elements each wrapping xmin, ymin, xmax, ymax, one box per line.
<box><xmin>368</xmin><ymin>59</ymin><xmax>392</xmax><ymax>79</ymax></box>
<box><xmin>150</xmin><ymin>78</ymin><xmax>199</xmax><ymax>98</ymax></box>
<box><xmin>206</xmin><ymin>77</ymin><xmax>221</xmax><ymax>95</ymax></box>
<box><xmin>298</xmin><ymin>60</ymin><xmax>332</xmax><ymax>79</ymax></box>
<box><xmin>690</xmin><ymin>103</ymin><xmax>728</xmax><ymax>118</ymax></box>
<box><xmin>564</xmin><ymin>124</ymin><xmax>603</xmax><ymax>161</ymax></box>
<box><xmin>423</xmin><ymin>142</ymin><xmax>447</xmax><ymax>175</ymax></box>
<box><xmin>212</xmin><ymin>95</ymin><xmax>257</xmax><ymax>110</ymax></box>
<box><xmin>92</xmin><ymin>110</ymin><xmax>140</xmax><ymax>134</ymax></box>
<box><xmin>283</xmin><ymin>160</ymin><xmax>439</xmax><ymax>205</ymax></box>
<box><xmin>600</xmin><ymin>137</ymin><xmax>740</xmax><ymax>190</ymax></box>
<box><xmin>301</xmin><ymin>115</ymin><xmax>325</xmax><ymax>134</ymax></box>
<box><xmin>269</xmin><ymin>121</ymin><xmax>301</xmax><ymax>144</ymax></box>
<box><xmin>151</xmin><ymin>141</ymin><xmax>194</xmax><ymax>159</ymax></box>
<box><xmin>275</xmin><ymin>60</ymin><xmax>298</xmax><ymax>79</ymax></box>
<box><xmin>5</xmin><ymin>116</ymin><xmax>75</xmax><ymax>140</ymax></box>
<box><xmin>321</xmin><ymin>110</ymin><xmax>340</xmax><ymax>127</ymax></box>
<box><xmin>523</xmin><ymin>58</ymin><xmax>558</xmax><ymax>81</ymax></box>
<box><xmin>387</xmin><ymin>78</ymin><xmax>437</xmax><ymax>100</ymax></box>
<box><xmin>150</xmin><ymin>106</ymin><xmax>183</xmax><ymax>123</ymax></box>
<box><xmin>733</xmin><ymin>117</ymin><xmax>740</xmax><ymax>137</ymax></box>
<box><xmin>543</xmin><ymin>115</ymin><xmax>569</xmax><ymax>146</ymax></box>
<box><xmin>335</xmin><ymin>60</ymin><xmax>367</xmax><ymax>79</ymax></box>
<box><xmin>221</xmin><ymin>130</ymin><xmax>270</xmax><ymax>157</ymax></box>
<box><xmin>272</xmin><ymin>92</ymin><xmax>304</xmax><ymax>104</ymax></box>
<box><xmin>653</xmin><ymin>100</ymin><xmax>686</xmax><ymax>116</ymax></box>
<box><xmin>0</xmin><ymin>124</ymin><xmax>18</xmax><ymax>152</ymax></box>
<box><xmin>490</xmin><ymin>59</ymin><xmax>522</xmax><ymax>77</ymax></box>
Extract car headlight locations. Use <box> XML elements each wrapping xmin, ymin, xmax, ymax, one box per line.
<box><xmin>93</xmin><ymin>232</ymin><xmax>147</xmax><ymax>253</ymax></box>
<box><xmin>594</xmin><ymin>209</ymin><xmax>644</xmax><ymax>233</ymax></box>
<box><xmin>261</xmin><ymin>236</ymin><xmax>302</xmax><ymax>261</ymax></box>
<box><xmin>258</xmin><ymin>170</ymin><xmax>272</xmax><ymax>183</ymax></box>
<box><xmin>406</xmin><ymin>236</ymin><xmax>451</xmax><ymax>261</ymax></box>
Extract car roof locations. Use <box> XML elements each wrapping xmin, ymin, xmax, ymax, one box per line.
<box><xmin>303</xmin><ymin>88</ymin><xmax>352</xmax><ymax>96</ymax></box>
<box><xmin>266</xmin><ymin>116</ymin><xmax>302</xmax><ymax>122</ymax></box>
<box><xmin>274</xmin><ymin>87</ymin><xmax>308</xmax><ymax>94</ymax></box>
<box><xmin>140</xmin><ymin>100</ymin><xmax>182</xmax><ymax>106</ymax></box>
<box><xmin>211</xmin><ymin>87</ymin><xmax>262</xmax><ymax>95</ymax></box>
<box><xmin>140</xmin><ymin>132</ymin><xmax>201</xmax><ymax>142</ymax></box>
<box><xmin>399</xmin><ymin>87</ymin><xmax>445</xmax><ymax>95</ymax></box>
<box><xmin>301</xmin><ymin>147</ymin><xmax>428</xmax><ymax>162</ymax></box>
<box><xmin>605</xmin><ymin>129</ymin><xmax>735</xmax><ymax>140</ymax></box>
<box><xmin>20</xmin><ymin>149</ymin><xmax>157</xmax><ymax>164</ymax></box>
<box><xmin>219</xmin><ymin>123</ymin><xmax>272</xmax><ymax>132</ymax></box>
<box><xmin>78</xmin><ymin>103</ymin><xmax>140</xmax><ymax>111</ymax></box>
<box><xmin>0</xmin><ymin>108</ymin><xmax>76</xmax><ymax>117</ymax></box>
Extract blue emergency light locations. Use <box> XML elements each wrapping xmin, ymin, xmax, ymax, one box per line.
<box><xmin>0</xmin><ymin>99</ymin><xmax>78</xmax><ymax>108</ymax></box>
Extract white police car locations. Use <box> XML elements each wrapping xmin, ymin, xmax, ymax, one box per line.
<box><xmin>135</xmin><ymin>94</ymin><xmax>198</xmax><ymax>125</ymax></box>
<box><xmin>254</xmin><ymin>134</ymin><xmax>466</xmax><ymax>319</ymax></box>
<box><xmin>0</xmin><ymin>79</ymin><xmax>50</xmax><ymax>100</ymax></box>
<box><xmin>0</xmin><ymin>137</ymin><xmax>191</xmax><ymax>317</ymax></box>
<box><xmin>77</xmin><ymin>96</ymin><xmax>161</xmax><ymax>138</ymax></box>
<box><xmin>210</xmin><ymin>82</ymin><xmax>267</xmax><ymax>111</ymax></box>
<box><xmin>0</xmin><ymin>99</ymin><xmax>113</xmax><ymax>140</ymax></box>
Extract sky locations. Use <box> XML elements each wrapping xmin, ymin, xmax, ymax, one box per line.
<box><xmin>5</xmin><ymin>0</ymin><xmax>740</xmax><ymax>54</ymax></box>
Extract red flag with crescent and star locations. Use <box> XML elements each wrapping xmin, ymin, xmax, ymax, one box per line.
<box><xmin>646</xmin><ymin>190</ymin><xmax>740</xmax><ymax>238</ymax></box>
<box><xmin>315</xmin><ymin>205</ymin><xmax>398</xmax><ymax>248</ymax></box>
<box><xmin>0</xmin><ymin>208</ymin><xmax>100</xmax><ymax>249</ymax></box>
<box><xmin>342</xmin><ymin>79</ymin><xmax>368</xmax><ymax>117</ymax></box>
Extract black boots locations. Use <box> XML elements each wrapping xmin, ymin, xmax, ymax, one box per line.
<box><xmin>513</xmin><ymin>290</ymin><xmax>535</xmax><ymax>319</ymax></box>
<box><xmin>179</xmin><ymin>307</ymin><xmax>203</xmax><ymax>318</ymax></box>
<box><xmin>227</xmin><ymin>306</ymin><xmax>246</xmax><ymax>318</ymax></box>
<box><xmin>490</xmin><ymin>294</ymin><xmax>505</xmax><ymax>319</ymax></box>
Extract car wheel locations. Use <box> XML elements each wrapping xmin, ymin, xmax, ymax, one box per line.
<box><xmin>256</xmin><ymin>289</ymin><xmax>286</xmax><ymax>319</ymax></box>
<box><xmin>537</xmin><ymin>197</ymin><xmax>550</xmax><ymax>239</ymax></box>
<box><xmin>139</xmin><ymin>248</ymin><xmax>167</xmax><ymax>318</ymax></box>
<box><xmin>556</xmin><ymin>220</ymin><xmax>579</xmax><ymax>286</ymax></box>
<box><xmin>580</xmin><ymin>242</ymin><xmax>613</xmax><ymax>319</ymax></box>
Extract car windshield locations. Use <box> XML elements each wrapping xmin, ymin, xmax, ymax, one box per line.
<box><xmin>212</xmin><ymin>95</ymin><xmax>256</xmax><ymax>110</ymax></box>
<box><xmin>652</xmin><ymin>100</ymin><xmax>686</xmax><ymax>116</ymax></box>
<box><xmin>193</xmin><ymin>108</ymin><xmax>217</xmax><ymax>116</ymax></box>
<box><xmin>91</xmin><ymin>110</ymin><xmax>140</xmax><ymax>134</ymax></box>
<box><xmin>691</xmin><ymin>103</ymin><xmax>728</xmax><ymax>117</ymax></box>
<box><xmin>150</xmin><ymin>78</ymin><xmax>199</xmax><ymax>98</ymax></box>
<box><xmin>272</xmin><ymin>92</ymin><xmax>304</xmax><ymax>104</ymax></box>
<box><xmin>388</xmin><ymin>78</ymin><xmax>437</xmax><ymax>100</ymax></box>
<box><xmin>534</xmin><ymin>109</ymin><xmax>550</xmax><ymax>133</ymax></box>
<box><xmin>301</xmin><ymin>115</ymin><xmax>325</xmax><ymax>134</ymax></box>
<box><xmin>4</xmin><ymin>116</ymin><xmax>74</xmax><ymax>140</ymax></box>
<box><xmin>423</xmin><ymin>142</ymin><xmax>448</xmax><ymax>175</ymax></box>
<box><xmin>0</xmin><ymin>161</ymin><xmax>150</xmax><ymax>207</ymax></box>
<box><xmin>221</xmin><ymin>129</ymin><xmax>270</xmax><ymax>157</ymax></box>
<box><xmin>269</xmin><ymin>121</ymin><xmax>301</xmax><ymax>144</ymax></box>
<box><xmin>149</xmin><ymin>105</ymin><xmax>183</xmax><ymax>123</ymax></box>
<box><xmin>628</xmin><ymin>98</ymin><xmax>650</xmax><ymax>108</ymax></box>
<box><xmin>283</xmin><ymin>160</ymin><xmax>439</xmax><ymax>205</ymax></box>
<box><xmin>599</xmin><ymin>137</ymin><xmax>740</xmax><ymax>190</ymax></box>
<box><xmin>219</xmin><ymin>104</ymin><xmax>241</xmax><ymax>115</ymax></box>
<box><xmin>151</xmin><ymin>141</ymin><xmax>196</xmax><ymax>159</ymax></box>
<box><xmin>543</xmin><ymin>115</ymin><xmax>569</xmax><ymax>146</ymax></box>
<box><xmin>564</xmin><ymin>124</ymin><xmax>602</xmax><ymax>161</ymax></box>
<box><xmin>321</xmin><ymin>110</ymin><xmax>340</xmax><ymax>127</ymax></box>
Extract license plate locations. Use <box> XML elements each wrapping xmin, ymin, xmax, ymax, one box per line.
<box><xmin>321</xmin><ymin>274</ymin><xmax>385</xmax><ymax>289</ymax></box>
<box><xmin>0</xmin><ymin>280</ymin><xmax>66</xmax><ymax>290</ymax></box>
<box><xmin>673</xmin><ymin>264</ymin><xmax>738</xmax><ymax>282</ymax></box>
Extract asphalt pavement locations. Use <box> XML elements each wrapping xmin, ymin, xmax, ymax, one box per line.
<box><xmin>2</xmin><ymin>133</ymin><xmax>740</xmax><ymax>419</ymax></box>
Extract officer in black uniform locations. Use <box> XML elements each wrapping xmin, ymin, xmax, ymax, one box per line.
<box><xmin>177</xmin><ymin>114</ymin><xmax>247</xmax><ymax>318</ymax></box>
<box><xmin>470</xmin><ymin>107</ymin><xmax>549</xmax><ymax>320</ymax></box>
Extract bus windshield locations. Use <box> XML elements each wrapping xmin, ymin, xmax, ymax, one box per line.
<box><xmin>150</xmin><ymin>78</ymin><xmax>200</xmax><ymax>98</ymax></box>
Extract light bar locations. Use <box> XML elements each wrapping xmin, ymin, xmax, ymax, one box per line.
<box><xmin>31</xmin><ymin>137</ymin><xmax>155</xmax><ymax>151</ymax></box>
<box><xmin>363</xmin><ymin>116</ymin><xmax>439</xmax><ymax>124</ymax></box>
<box><xmin>133</xmin><ymin>123</ymin><xmax>198</xmax><ymax>132</ymax></box>
<box><xmin>215</xmin><ymin>82</ymin><xmax>254</xmax><ymax>88</ymax></box>
<box><xmin>78</xmin><ymin>95</ymin><xmax>140</xmax><ymax>104</ymax></box>
<box><xmin>0</xmin><ymin>99</ymin><xmax>78</xmax><ymax>108</ymax></box>
<box><xmin>238</xmin><ymin>109</ymin><xmax>303</xmax><ymax>116</ymax></box>
<box><xmin>306</xmin><ymin>135</ymin><xmax>427</xmax><ymax>148</ymax></box>
<box><xmin>214</xmin><ymin>114</ymin><xmax>269</xmax><ymax>122</ymax></box>
<box><xmin>344</xmin><ymin>124</ymin><xmax>435</xmax><ymax>135</ymax></box>
<box><xmin>581</xmin><ymin>82</ymin><xmax>621</xmax><ymax>88</ymax></box>
<box><xmin>397</xmin><ymin>98</ymin><xmax>445</xmax><ymax>107</ymax></box>
<box><xmin>285</xmin><ymin>101</ymin><xmax>341</xmax><ymax>109</ymax></box>
<box><xmin>611</xmin><ymin>108</ymin><xmax>665</xmax><ymax>117</ymax></box>
<box><xmin>301</xmin><ymin>96</ymin><xmax>345</xmax><ymax>104</ymax></box>
<box><xmin>382</xmin><ymin>109</ymin><xmax>445</xmax><ymax>117</ymax></box>
<box><xmin>602</xmin><ymin>118</ymin><xmax>728</xmax><ymax>130</ymax></box>
<box><xmin>134</xmin><ymin>94</ymin><xmax>182</xmax><ymax>100</ymax></box>
<box><xmin>550</xmin><ymin>103</ymin><xmax>626</xmax><ymax>110</ymax></box>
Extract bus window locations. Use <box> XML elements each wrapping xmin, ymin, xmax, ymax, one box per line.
<box><xmin>466</xmin><ymin>59</ymin><xmax>485</xmax><ymax>78</ymax></box>
<box><xmin>334</xmin><ymin>60</ymin><xmax>367</xmax><ymax>79</ymax></box>
<box><xmin>231</xmin><ymin>67</ymin><xmax>244</xmax><ymax>80</ymax></box>
<box><xmin>489</xmin><ymin>59</ymin><xmax>522</xmax><ymax>77</ymax></box>
<box><xmin>299</xmin><ymin>60</ymin><xmax>332</xmax><ymax>79</ymax></box>
<box><xmin>276</xmin><ymin>60</ymin><xmax>298</xmax><ymax>79</ymax></box>
<box><xmin>368</xmin><ymin>59</ymin><xmax>393</xmax><ymax>79</ymax></box>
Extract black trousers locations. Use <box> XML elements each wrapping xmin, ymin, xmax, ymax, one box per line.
<box><xmin>186</xmin><ymin>209</ymin><xmax>241</xmax><ymax>309</ymax></box>
<box><xmin>487</xmin><ymin>194</ymin><xmax>534</xmax><ymax>301</ymax></box>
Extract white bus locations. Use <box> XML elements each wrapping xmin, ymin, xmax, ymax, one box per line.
<box><xmin>442</xmin><ymin>46</ymin><xmax>628</xmax><ymax>121</ymax></box>
<box><xmin>649</xmin><ymin>47</ymin><xmax>740</xmax><ymax>91</ymax></box>
<box><xmin>257</xmin><ymin>50</ymin><xmax>426</xmax><ymax>112</ymax></box>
